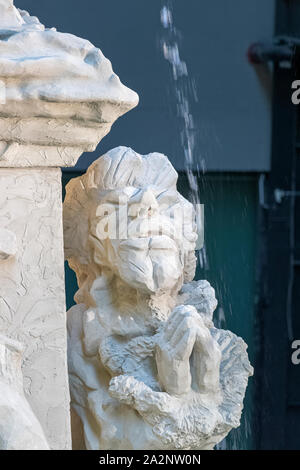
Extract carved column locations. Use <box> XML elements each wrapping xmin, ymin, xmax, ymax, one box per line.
<box><xmin>0</xmin><ymin>1</ymin><xmax>138</xmax><ymax>449</ymax></box>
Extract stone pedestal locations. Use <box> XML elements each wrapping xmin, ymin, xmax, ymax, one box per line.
<box><xmin>0</xmin><ymin>167</ymin><xmax>70</xmax><ymax>449</ymax></box>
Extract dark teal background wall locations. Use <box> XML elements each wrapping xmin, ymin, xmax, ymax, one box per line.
<box><xmin>183</xmin><ymin>174</ymin><xmax>259</xmax><ymax>450</ymax></box>
<box><xmin>18</xmin><ymin>0</ymin><xmax>274</xmax><ymax>172</ymax></box>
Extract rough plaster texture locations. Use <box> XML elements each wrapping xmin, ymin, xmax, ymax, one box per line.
<box><xmin>0</xmin><ymin>227</ymin><xmax>17</xmax><ymax>260</ymax></box>
<box><xmin>64</xmin><ymin>147</ymin><xmax>253</xmax><ymax>450</ymax></box>
<box><xmin>0</xmin><ymin>168</ymin><xmax>70</xmax><ymax>449</ymax></box>
<box><xmin>0</xmin><ymin>1</ymin><xmax>138</xmax><ymax>450</ymax></box>
<box><xmin>0</xmin><ymin>334</ymin><xmax>49</xmax><ymax>449</ymax></box>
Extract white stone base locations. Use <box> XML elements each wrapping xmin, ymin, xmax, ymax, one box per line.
<box><xmin>0</xmin><ymin>167</ymin><xmax>71</xmax><ymax>450</ymax></box>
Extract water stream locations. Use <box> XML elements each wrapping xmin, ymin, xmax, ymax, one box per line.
<box><xmin>159</xmin><ymin>1</ymin><xmax>207</xmax><ymax>268</ymax></box>
<box><xmin>158</xmin><ymin>2</ymin><xmax>251</xmax><ymax>450</ymax></box>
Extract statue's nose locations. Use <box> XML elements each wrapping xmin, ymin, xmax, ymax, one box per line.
<box><xmin>140</xmin><ymin>188</ymin><xmax>158</xmax><ymax>209</ymax></box>
<box><xmin>129</xmin><ymin>188</ymin><xmax>159</xmax><ymax>219</ymax></box>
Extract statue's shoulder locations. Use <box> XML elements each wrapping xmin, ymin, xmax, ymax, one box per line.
<box><xmin>67</xmin><ymin>303</ymin><xmax>105</xmax><ymax>357</ymax></box>
<box><xmin>67</xmin><ymin>303</ymin><xmax>86</xmax><ymax>342</ymax></box>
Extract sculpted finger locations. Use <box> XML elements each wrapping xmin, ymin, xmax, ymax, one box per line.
<box><xmin>168</xmin><ymin>310</ymin><xmax>203</xmax><ymax>349</ymax></box>
<box><xmin>163</xmin><ymin>306</ymin><xmax>189</xmax><ymax>341</ymax></box>
<box><xmin>164</xmin><ymin>305</ymin><xmax>200</xmax><ymax>341</ymax></box>
<box><xmin>194</xmin><ymin>325</ymin><xmax>215</xmax><ymax>353</ymax></box>
<box><xmin>173</xmin><ymin>328</ymin><xmax>196</xmax><ymax>361</ymax></box>
<box><xmin>168</xmin><ymin>316</ymin><xmax>194</xmax><ymax>349</ymax></box>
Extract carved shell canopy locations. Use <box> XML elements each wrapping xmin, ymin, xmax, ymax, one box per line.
<box><xmin>0</xmin><ymin>1</ymin><xmax>139</xmax><ymax>156</ymax></box>
<box><xmin>0</xmin><ymin>1</ymin><xmax>138</xmax><ymax>105</ymax></box>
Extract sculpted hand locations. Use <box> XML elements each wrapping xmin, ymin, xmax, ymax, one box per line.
<box><xmin>155</xmin><ymin>305</ymin><xmax>221</xmax><ymax>396</ymax></box>
<box><xmin>108</xmin><ymin>322</ymin><xmax>251</xmax><ymax>450</ymax></box>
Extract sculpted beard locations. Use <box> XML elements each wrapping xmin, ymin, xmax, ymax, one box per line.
<box><xmin>116</xmin><ymin>213</ymin><xmax>184</xmax><ymax>293</ymax></box>
<box><xmin>117</xmin><ymin>235</ymin><xmax>184</xmax><ymax>293</ymax></box>
<box><xmin>92</xmin><ymin>203</ymin><xmax>186</xmax><ymax>293</ymax></box>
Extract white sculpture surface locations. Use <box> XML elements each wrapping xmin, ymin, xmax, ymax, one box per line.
<box><xmin>64</xmin><ymin>147</ymin><xmax>253</xmax><ymax>450</ymax></box>
<box><xmin>0</xmin><ymin>1</ymin><xmax>138</xmax><ymax>449</ymax></box>
<box><xmin>0</xmin><ymin>228</ymin><xmax>17</xmax><ymax>260</ymax></box>
<box><xmin>0</xmin><ymin>334</ymin><xmax>49</xmax><ymax>450</ymax></box>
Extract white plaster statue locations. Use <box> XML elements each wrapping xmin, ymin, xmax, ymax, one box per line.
<box><xmin>64</xmin><ymin>147</ymin><xmax>253</xmax><ymax>450</ymax></box>
<box><xmin>0</xmin><ymin>334</ymin><xmax>49</xmax><ymax>449</ymax></box>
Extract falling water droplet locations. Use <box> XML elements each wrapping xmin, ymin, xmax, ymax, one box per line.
<box><xmin>160</xmin><ymin>5</ymin><xmax>173</xmax><ymax>29</ymax></box>
<box><xmin>159</xmin><ymin>1</ymin><xmax>207</xmax><ymax>266</ymax></box>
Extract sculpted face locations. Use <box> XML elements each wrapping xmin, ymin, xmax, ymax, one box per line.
<box><xmin>64</xmin><ymin>147</ymin><xmax>198</xmax><ymax>297</ymax></box>
<box><xmin>91</xmin><ymin>185</ymin><xmax>193</xmax><ymax>294</ymax></box>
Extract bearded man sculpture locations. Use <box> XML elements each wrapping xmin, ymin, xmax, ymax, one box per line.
<box><xmin>64</xmin><ymin>146</ymin><xmax>253</xmax><ymax>450</ymax></box>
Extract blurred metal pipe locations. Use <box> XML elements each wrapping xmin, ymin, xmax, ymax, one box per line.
<box><xmin>247</xmin><ymin>36</ymin><xmax>300</xmax><ymax>65</ymax></box>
